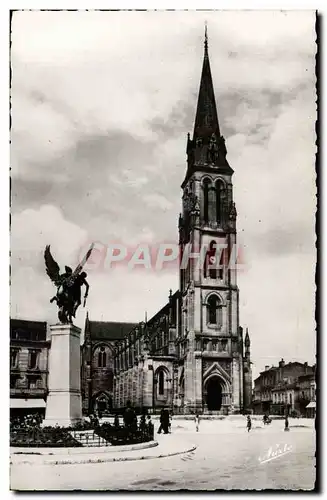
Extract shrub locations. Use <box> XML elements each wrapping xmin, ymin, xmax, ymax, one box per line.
<box><xmin>10</xmin><ymin>425</ymin><xmax>82</xmax><ymax>448</ymax></box>
<box><xmin>289</xmin><ymin>409</ymin><xmax>301</xmax><ymax>418</ymax></box>
<box><xmin>95</xmin><ymin>422</ymin><xmax>153</xmax><ymax>446</ymax></box>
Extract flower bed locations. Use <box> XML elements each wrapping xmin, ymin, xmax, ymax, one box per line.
<box><xmin>10</xmin><ymin>426</ymin><xmax>82</xmax><ymax>448</ymax></box>
<box><xmin>95</xmin><ymin>422</ymin><xmax>154</xmax><ymax>446</ymax></box>
<box><xmin>10</xmin><ymin>413</ymin><xmax>155</xmax><ymax>448</ymax></box>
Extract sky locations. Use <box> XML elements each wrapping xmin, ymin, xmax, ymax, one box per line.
<box><xmin>10</xmin><ymin>10</ymin><xmax>317</xmax><ymax>378</ymax></box>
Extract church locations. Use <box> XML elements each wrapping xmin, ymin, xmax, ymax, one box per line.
<box><xmin>81</xmin><ymin>31</ymin><xmax>252</xmax><ymax>415</ymax></box>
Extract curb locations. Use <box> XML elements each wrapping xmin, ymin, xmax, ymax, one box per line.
<box><xmin>11</xmin><ymin>443</ymin><xmax>197</xmax><ymax>466</ymax></box>
<box><xmin>11</xmin><ymin>440</ymin><xmax>158</xmax><ymax>456</ymax></box>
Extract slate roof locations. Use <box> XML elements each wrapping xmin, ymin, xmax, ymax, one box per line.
<box><xmin>10</xmin><ymin>319</ymin><xmax>47</xmax><ymax>341</ymax></box>
<box><xmin>147</xmin><ymin>290</ymin><xmax>179</xmax><ymax>325</ymax></box>
<box><xmin>193</xmin><ymin>30</ymin><xmax>220</xmax><ymax>140</ymax></box>
<box><xmin>87</xmin><ymin>321</ymin><xmax>137</xmax><ymax>341</ymax></box>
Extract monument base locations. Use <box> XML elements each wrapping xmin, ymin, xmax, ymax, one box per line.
<box><xmin>42</xmin><ymin>392</ymin><xmax>83</xmax><ymax>428</ymax></box>
<box><xmin>43</xmin><ymin>323</ymin><xmax>82</xmax><ymax>428</ymax></box>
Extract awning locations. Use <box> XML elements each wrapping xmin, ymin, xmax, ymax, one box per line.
<box><xmin>306</xmin><ymin>401</ymin><xmax>316</xmax><ymax>409</ymax></box>
<box><xmin>10</xmin><ymin>398</ymin><xmax>46</xmax><ymax>409</ymax></box>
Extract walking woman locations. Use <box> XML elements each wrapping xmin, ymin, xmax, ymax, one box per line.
<box><xmin>246</xmin><ymin>415</ymin><xmax>252</xmax><ymax>432</ymax></box>
<box><xmin>195</xmin><ymin>414</ymin><xmax>200</xmax><ymax>432</ymax></box>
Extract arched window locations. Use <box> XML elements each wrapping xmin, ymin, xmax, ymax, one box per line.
<box><xmin>11</xmin><ymin>348</ymin><xmax>19</xmax><ymax>368</ymax></box>
<box><xmin>98</xmin><ymin>346</ymin><xmax>107</xmax><ymax>368</ymax></box>
<box><xmin>28</xmin><ymin>350</ymin><xmax>39</xmax><ymax>369</ymax></box>
<box><xmin>108</xmin><ymin>371</ymin><xmax>114</xmax><ymax>392</ymax></box>
<box><xmin>216</xmin><ymin>180</ymin><xmax>225</xmax><ymax>224</ymax></box>
<box><xmin>204</xmin><ymin>241</ymin><xmax>217</xmax><ymax>279</ymax></box>
<box><xmin>218</xmin><ymin>248</ymin><xmax>224</xmax><ymax>280</ymax></box>
<box><xmin>207</xmin><ymin>295</ymin><xmax>223</xmax><ymax>327</ymax></box>
<box><xmin>208</xmin><ymin>185</ymin><xmax>216</xmax><ymax>223</ymax></box>
<box><xmin>203</xmin><ymin>179</ymin><xmax>211</xmax><ymax>223</ymax></box>
<box><xmin>158</xmin><ymin>371</ymin><xmax>164</xmax><ymax>395</ymax></box>
<box><xmin>209</xmin><ymin>241</ymin><xmax>217</xmax><ymax>280</ymax></box>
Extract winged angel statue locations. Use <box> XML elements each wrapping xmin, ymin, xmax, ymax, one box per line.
<box><xmin>44</xmin><ymin>243</ymin><xmax>94</xmax><ymax>324</ymax></box>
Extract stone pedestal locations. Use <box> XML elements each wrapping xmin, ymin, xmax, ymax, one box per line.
<box><xmin>43</xmin><ymin>323</ymin><xmax>82</xmax><ymax>427</ymax></box>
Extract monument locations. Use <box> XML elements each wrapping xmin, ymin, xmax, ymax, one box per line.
<box><xmin>42</xmin><ymin>244</ymin><xmax>93</xmax><ymax>427</ymax></box>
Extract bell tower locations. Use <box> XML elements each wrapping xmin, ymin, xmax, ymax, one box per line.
<box><xmin>178</xmin><ymin>28</ymin><xmax>245</xmax><ymax>414</ymax></box>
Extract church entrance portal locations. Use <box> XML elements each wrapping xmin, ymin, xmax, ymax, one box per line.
<box><xmin>206</xmin><ymin>377</ymin><xmax>223</xmax><ymax>411</ymax></box>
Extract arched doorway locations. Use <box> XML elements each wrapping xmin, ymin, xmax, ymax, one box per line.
<box><xmin>94</xmin><ymin>392</ymin><xmax>112</xmax><ymax>414</ymax></box>
<box><xmin>206</xmin><ymin>377</ymin><xmax>223</xmax><ymax>411</ymax></box>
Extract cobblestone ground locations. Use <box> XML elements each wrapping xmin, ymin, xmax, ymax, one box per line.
<box><xmin>10</xmin><ymin>419</ymin><xmax>316</xmax><ymax>491</ymax></box>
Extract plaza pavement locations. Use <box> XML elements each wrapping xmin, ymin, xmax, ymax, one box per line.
<box><xmin>10</xmin><ymin>417</ymin><xmax>316</xmax><ymax>491</ymax></box>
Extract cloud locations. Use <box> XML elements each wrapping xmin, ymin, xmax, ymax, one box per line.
<box><xmin>10</xmin><ymin>205</ymin><xmax>88</xmax><ymax>322</ymax></box>
<box><xmin>143</xmin><ymin>193</ymin><xmax>173</xmax><ymax>211</ymax></box>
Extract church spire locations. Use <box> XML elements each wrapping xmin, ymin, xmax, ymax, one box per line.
<box><xmin>193</xmin><ymin>26</ymin><xmax>220</xmax><ymax>141</ymax></box>
<box><xmin>183</xmin><ymin>26</ymin><xmax>232</xmax><ymax>188</ymax></box>
<box><xmin>204</xmin><ymin>22</ymin><xmax>208</xmax><ymax>55</ymax></box>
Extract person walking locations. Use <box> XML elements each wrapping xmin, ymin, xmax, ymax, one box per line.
<box><xmin>157</xmin><ymin>408</ymin><xmax>165</xmax><ymax>434</ymax></box>
<box><xmin>114</xmin><ymin>414</ymin><xmax>120</xmax><ymax>429</ymax></box>
<box><xmin>168</xmin><ymin>413</ymin><xmax>172</xmax><ymax>433</ymax></box>
<box><xmin>246</xmin><ymin>415</ymin><xmax>252</xmax><ymax>432</ymax></box>
<box><xmin>163</xmin><ymin>409</ymin><xmax>170</xmax><ymax>434</ymax></box>
<box><xmin>140</xmin><ymin>410</ymin><xmax>147</xmax><ymax>434</ymax></box>
<box><xmin>284</xmin><ymin>414</ymin><xmax>290</xmax><ymax>432</ymax></box>
<box><xmin>123</xmin><ymin>400</ymin><xmax>136</xmax><ymax>430</ymax></box>
<box><xmin>147</xmin><ymin>415</ymin><xmax>154</xmax><ymax>440</ymax></box>
<box><xmin>195</xmin><ymin>414</ymin><xmax>200</xmax><ymax>432</ymax></box>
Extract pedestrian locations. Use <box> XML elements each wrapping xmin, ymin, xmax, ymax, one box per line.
<box><xmin>163</xmin><ymin>409</ymin><xmax>170</xmax><ymax>434</ymax></box>
<box><xmin>147</xmin><ymin>415</ymin><xmax>154</xmax><ymax>440</ymax></box>
<box><xmin>94</xmin><ymin>413</ymin><xmax>100</xmax><ymax>429</ymax></box>
<box><xmin>284</xmin><ymin>415</ymin><xmax>290</xmax><ymax>432</ymax></box>
<box><xmin>123</xmin><ymin>400</ymin><xmax>136</xmax><ymax>430</ymax></box>
<box><xmin>246</xmin><ymin>415</ymin><xmax>252</xmax><ymax>432</ymax></box>
<box><xmin>114</xmin><ymin>414</ymin><xmax>120</xmax><ymax>429</ymax></box>
<box><xmin>168</xmin><ymin>413</ymin><xmax>172</xmax><ymax>433</ymax></box>
<box><xmin>157</xmin><ymin>408</ymin><xmax>165</xmax><ymax>434</ymax></box>
<box><xmin>140</xmin><ymin>411</ymin><xmax>147</xmax><ymax>433</ymax></box>
<box><xmin>195</xmin><ymin>414</ymin><xmax>200</xmax><ymax>432</ymax></box>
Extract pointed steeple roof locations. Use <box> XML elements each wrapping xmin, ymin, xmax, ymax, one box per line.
<box><xmin>244</xmin><ymin>328</ymin><xmax>250</xmax><ymax>347</ymax></box>
<box><xmin>182</xmin><ymin>26</ymin><xmax>233</xmax><ymax>188</ymax></box>
<box><xmin>193</xmin><ymin>26</ymin><xmax>220</xmax><ymax>140</ymax></box>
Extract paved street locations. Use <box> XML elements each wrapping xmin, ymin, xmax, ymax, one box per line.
<box><xmin>10</xmin><ymin>419</ymin><xmax>315</xmax><ymax>491</ymax></box>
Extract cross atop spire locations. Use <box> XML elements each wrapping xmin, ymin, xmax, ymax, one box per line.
<box><xmin>193</xmin><ymin>25</ymin><xmax>220</xmax><ymax>141</ymax></box>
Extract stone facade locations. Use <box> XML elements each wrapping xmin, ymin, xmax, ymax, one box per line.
<box><xmin>252</xmin><ymin>359</ymin><xmax>315</xmax><ymax>416</ymax></box>
<box><xmin>10</xmin><ymin>319</ymin><xmax>50</xmax><ymax>414</ymax></box>
<box><xmin>43</xmin><ymin>324</ymin><xmax>82</xmax><ymax>427</ymax></box>
<box><xmin>113</xmin><ymin>294</ymin><xmax>179</xmax><ymax>412</ymax></box>
<box><xmin>80</xmin><ymin>318</ymin><xmax>137</xmax><ymax>414</ymax></box>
